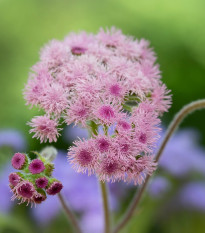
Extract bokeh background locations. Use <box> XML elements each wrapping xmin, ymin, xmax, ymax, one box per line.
<box><xmin>0</xmin><ymin>0</ymin><xmax>205</xmax><ymax>233</ymax></box>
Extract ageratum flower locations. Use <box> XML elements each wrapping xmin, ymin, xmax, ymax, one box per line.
<box><xmin>9</xmin><ymin>151</ymin><xmax>62</xmax><ymax>206</ymax></box>
<box><xmin>24</xmin><ymin>27</ymin><xmax>172</xmax><ymax>184</ymax></box>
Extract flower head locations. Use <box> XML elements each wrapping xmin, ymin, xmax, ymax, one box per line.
<box><xmin>9</xmin><ymin>150</ymin><xmax>63</xmax><ymax>206</ymax></box>
<box><xmin>95</xmin><ymin>136</ymin><xmax>110</xmax><ymax>153</ymax></box>
<box><xmin>24</xmin><ymin>27</ymin><xmax>171</xmax><ymax>184</ymax></box>
<box><xmin>68</xmin><ymin>139</ymin><xmax>97</xmax><ymax>175</ymax></box>
<box><xmin>29</xmin><ymin>159</ymin><xmax>45</xmax><ymax>174</ymax></box>
<box><xmin>9</xmin><ymin>173</ymin><xmax>21</xmax><ymax>186</ymax></box>
<box><xmin>46</xmin><ymin>181</ymin><xmax>63</xmax><ymax>195</ymax></box>
<box><xmin>28</xmin><ymin>115</ymin><xmax>61</xmax><ymax>143</ymax></box>
<box><xmin>11</xmin><ymin>153</ymin><xmax>27</xmax><ymax>170</ymax></box>
<box><xmin>35</xmin><ymin>177</ymin><xmax>48</xmax><ymax>189</ymax></box>
<box><xmin>33</xmin><ymin>194</ymin><xmax>47</xmax><ymax>204</ymax></box>
<box><xmin>11</xmin><ymin>180</ymin><xmax>36</xmax><ymax>205</ymax></box>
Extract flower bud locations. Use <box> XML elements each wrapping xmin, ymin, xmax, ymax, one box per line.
<box><xmin>11</xmin><ymin>153</ymin><xmax>27</xmax><ymax>170</ymax></box>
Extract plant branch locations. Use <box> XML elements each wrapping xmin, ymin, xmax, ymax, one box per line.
<box><xmin>100</xmin><ymin>181</ymin><xmax>111</xmax><ymax>233</ymax></box>
<box><xmin>88</xmin><ymin>120</ymin><xmax>111</xmax><ymax>233</ymax></box>
<box><xmin>58</xmin><ymin>192</ymin><xmax>82</xmax><ymax>233</ymax></box>
<box><xmin>113</xmin><ymin>99</ymin><xmax>205</xmax><ymax>233</ymax></box>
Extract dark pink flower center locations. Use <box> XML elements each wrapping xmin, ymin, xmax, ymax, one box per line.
<box><xmin>47</xmin><ymin>182</ymin><xmax>63</xmax><ymax>195</ymax></box>
<box><xmin>109</xmin><ymin>84</ymin><xmax>121</xmax><ymax>96</ymax></box>
<box><xmin>118</xmin><ymin>121</ymin><xmax>131</xmax><ymax>130</ymax></box>
<box><xmin>77</xmin><ymin>149</ymin><xmax>93</xmax><ymax>166</ymax></box>
<box><xmin>139</xmin><ymin>133</ymin><xmax>147</xmax><ymax>144</ymax></box>
<box><xmin>71</xmin><ymin>46</ymin><xmax>87</xmax><ymax>55</ymax></box>
<box><xmin>120</xmin><ymin>143</ymin><xmax>130</xmax><ymax>153</ymax></box>
<box><xmin>17</xmin><ymin>183</ymin><xmax>34</xmax><ymax>198</ymax></box>
<box><xmin>97</xmin><ymin>138</ymin><xmax>110</xmax><ymax>152</ymax></box>
<box><xmin>29</xmin><ymin>159</ymin><xmax>45</xmax><ymax>174</ymax></box>
<box><xmin>76</xmin><ymin>108</ymin><xmax>87</xmax><ymax>117</ymax></box>
<box><xmin>35</xmin><ymin>177</ymin><xmax>48</xmax><ymax>189</ymax></box>
<box><xmin>33</xmin><ymin>195</ymin><xmax>46</xmax><ymax>204</ymax></box>
<box><xmin>39</xmin><ymin>125</ymin><xmax>49</xmax><ymax>132</ymax></box>
<box><xmin>99</xmin><ymin>106</ymin><xmax>115</xmax><ymax>120</ymax></box>
<box><xmin>104</xmin><ymin>162</ymin><xmax>118</xmax><ymax>175</ymax></box>
<box><xmin>9</xmin><ymin>173</ymin><xmax>20</xmax><ymax>186</ymax></box>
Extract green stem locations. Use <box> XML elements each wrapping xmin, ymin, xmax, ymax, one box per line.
<box><xmin>100</xmin><ymin>181</ymin><xmax>111</xmax><ymax>233</ymax></box>
<box><xmin>58</xmin><ymin>193</ymin><xmax>82</xmax><ymax>233</ymax></box>
<box><xmin>113</xmin><ymin>99</ymin><xmax>205</xmax><ymax>233</ymax></box>
<box><xmin>88</xmin><ymin>120</ymin><xmax>111</xmax><ymax>233</ymax></box>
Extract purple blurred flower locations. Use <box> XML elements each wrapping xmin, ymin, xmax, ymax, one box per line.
<box><xmin>0</xmin><ymin>129</ymin><xmax>27</xmax><ymax>151</ymax></box>
<box><xmin>63</xmin><ymin>124</ymin><xmax>116</xmax><ymax>143</ymax></box>
<box><xmin>158</xmin><ymin>129</ymin><xmax>205</xmax><ymax>177</ymax></box>
<box><xmin>80</xmin><ymin>209</ymin><xmax>103</xmax><ymax>233</ymax></box>
<box><xmin>0</xmin><ymin>164</ymin><xmax>13</xmax><ymax>213</ymax></box>
<box><xmin>178</xmin><ymin>182</ymin><xmax>205</xmax><ymax>211</ymax></box>
<box><xmin>148</xmin><ymin>176</ymin><xmax>170</xmax><ymax>198</ymax></box>
<box><xmin>63</xmin><ymin>124</ymin><xmax>89</xmax><ymax>142</ymax></box>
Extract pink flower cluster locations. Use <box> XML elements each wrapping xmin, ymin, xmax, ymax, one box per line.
<box><xmin>24</xmin><ymin>27</ymin><xmax>171</xmax><ymax>184</ymax></box>
<box><xmin>9</xmin><ymin>152</ymin><xmax>63</xmax><ymax>206</ymax></box>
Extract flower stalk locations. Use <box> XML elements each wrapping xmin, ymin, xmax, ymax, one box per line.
<box><xmin>58</xmin><ymin>193</ymin><xmax>82</xmax><ymax>233</ymax></box>
<box><xmin>100</xmin><ymin>181</ymin><xmax>111</xmax><ymax>233</ymax></box>
<box><xmin>89</xmin><ymin>122</ymin><xmax>111</xmax><ymax>233</ymax></box>
<box><xmin>113</xmin><ymin>99</ymin><xmax>205</xmax><ymax>233</ymax></box>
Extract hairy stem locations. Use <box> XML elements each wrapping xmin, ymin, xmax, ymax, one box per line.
<box><xmin>58</xmin><ymin>193</ymin><xmax>82</xmax><ymax>233</ymax></box>
<box><xmin>88</xmin><ymin>120</ymin><xmax>111</xmax><ymax>233</ymax></box>
<box><xmin>100</xmin><ymin>181</ymin><xmax>111</xmax><ymax>233</ymax></box>
<box><xmin>113</xmin><ymin>99</ymin><xmax>205</xmax><ymax>233</ymax></box>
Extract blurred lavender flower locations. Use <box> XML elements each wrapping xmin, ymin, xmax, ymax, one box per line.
<box><xmin>148</xmin><ymin>176</ymin><xmax>170</xmax><ymax>198</ymax></box>
<box><xmin>63</xmin><ymin>124</ymin><xmax>116</xmax><ymax>143</ymax></box>
<box><xmin>0</xmin><ymin>129</ymin><xmax>27</xmax><ymax>151</ymax></box>
<box><xmin>158</xmin><ymin>128</ymin><xmax>205</xmax><ymax>177</ymax></box>
<box><xmin>63</xmin><ymin>124</ymin><xmax>89</xmax><ymax>142</ymax></box>
<box><xmin>149</xmin><ymin>128</ymin><xmax>205</xmax><ymax>202</ymax></box>
<box><xmin>98</xmin><ymin>124</ymin><xmax>116</xmax><ymax>136</ymax></box>
<box><xmin>0</xmin><ymin>164</ymin><xmax>13</xmax><ymax>213</ymax></box>
<box><xmin>178</xmin><ymin>182</ymin><xmax>205</xmax><ymax>211</ymax></box>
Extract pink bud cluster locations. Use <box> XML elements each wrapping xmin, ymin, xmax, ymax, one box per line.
<box><xmin>24</xmin><ymin>27</ymin><xmax>171</xmax><ymax>184</ymax></box>
<box><xmin>9</xmin><ymin>152</ymin><xmax>63</xmax><ymax>206</ymax></box>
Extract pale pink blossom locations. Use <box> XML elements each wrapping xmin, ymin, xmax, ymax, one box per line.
<box><xmin>40</xmin><ymin>83</ymin><xmax>68</xmax><ymax>115</ymax></box>
<box><xmin>68</xmin><ymin>139</ymin><xmax>98</xmax><ymax>175</ymax></box>
<box><xmin>28</xmin><ymin>116</ymin><xmax>61</xmax><ymax>143</ymax></box>
<box><xmin>24</xmin><ymin>27</ymin><xmax>171</xmax><ymax>184</ymax></box>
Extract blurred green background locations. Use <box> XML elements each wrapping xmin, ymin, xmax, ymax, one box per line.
<box><xmin>0</xmin><ymin>0</ymin><xmax>205</xmax><ymax>233</ymax></box>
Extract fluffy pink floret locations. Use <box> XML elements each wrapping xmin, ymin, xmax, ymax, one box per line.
<box><xmin>151</xmin><ymin>83</ymin><xmax>172</xmax><ymax>114</ymax></box>
<box><xmin>29</xmin><ymin>159</ymin><xmax>45</xmax><ymax>174</ymax></box>
<box><xmin>40</xmin><ymin>83</ymin><xmax>68</xmax><ymax>115</ymax></box>
<box><xmin>95</xmin><ymin>135</ymin><xmax>111</xmax><ymax>153</ymax></box>
<box><xmin>98</xmin><ymin>158</ymin><xmax>123</xmax><ymax>183</ymax></box>
<box><xmin>40</xmin><ymin>39</ymin><xmax>68</xmax><ymax>69</ymax></box>
<box><xmin>68</xmin><ymin>139</ymin><xmax>98</xmax><ymax>175</ymax></box>
<box><xmin>126</xmin><ymin>156</ymin><xmax>157</xmax><ymax>185</ymax></box>
<box><xmin>65</xmin><ymin>98</ymin><xmax>91</xmax><ymax>127</ymax></box>
<box><xmin>95</xmin><ymin>104</ymin><xmax>121</xmax><ymax>125</ymax></box>
<box><xmin>11</xmin><ymin>180</ymin><xmax>37</xmax><ymax>206</ymax></box>
<box><xmin>97</xmin><ymin>27</ymin><xmax>126</xmax><ymax>48</ymax></box>
<box><xmin>28</xmin><ymin>115</ymin><xmax>61</xmax><ymax>143</ymax></box>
